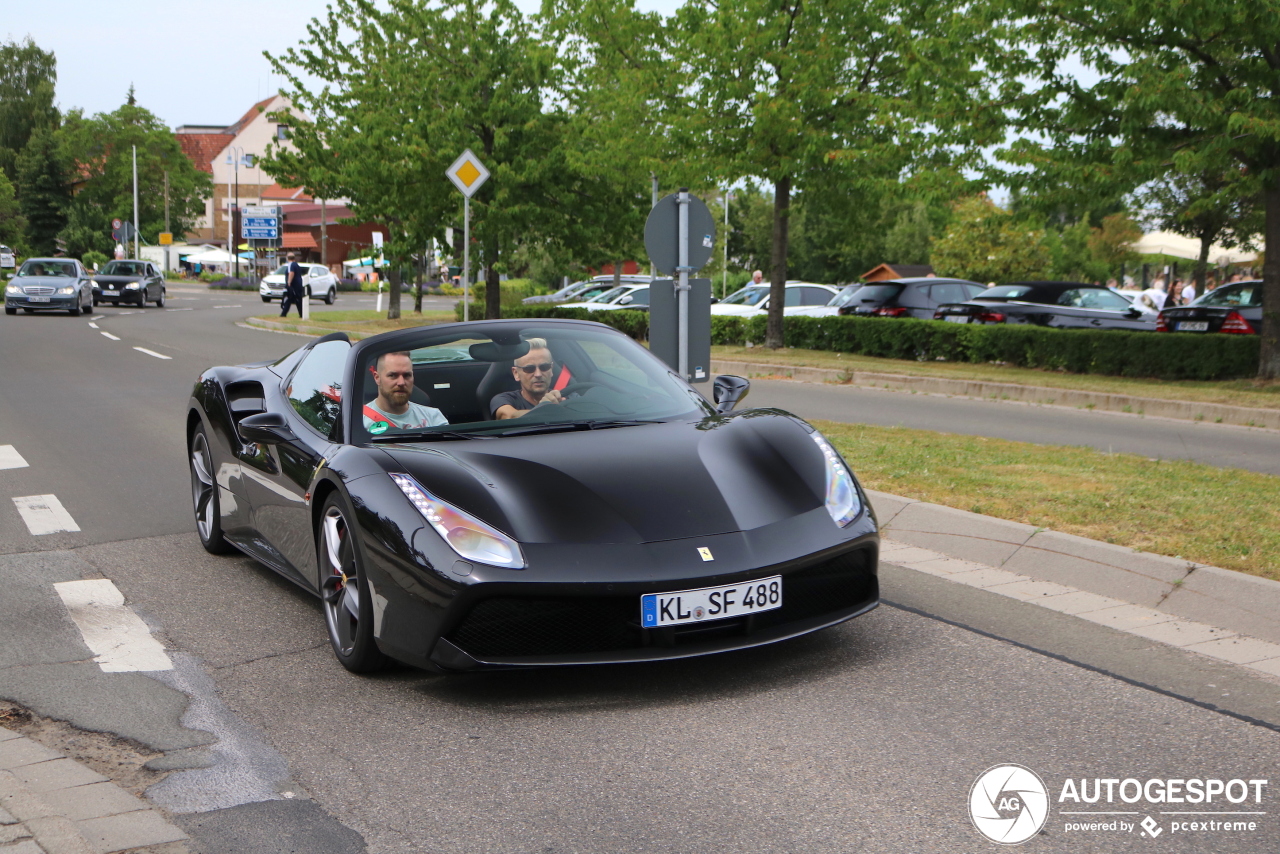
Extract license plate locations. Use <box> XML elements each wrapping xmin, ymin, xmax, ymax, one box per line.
<box><xmin>944</xmin><ymin>315</ymin><xmax>970</xmax><ymax>323</ymax></box>
<box><xmin>1177</xmin><ymin>321</ymin><xmax>1209</xmax><ymax>332</ymax></box>
<box><xmin>28</xmin><ymin>296</ymin><xmax>50</xmax><ymax>303</ymax></box>
<box><xmin>641</xmin><ymin>575</ymin><xmax>782</xmax><ymax>627</ymax></box>
<box><xmin>103</xmin><ymin>289</ymin><xmax>117</xmax><ymax>294</ymax></box>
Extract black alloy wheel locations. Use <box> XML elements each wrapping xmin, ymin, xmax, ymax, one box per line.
<box><xmin>156</xmin><ymin>288</ymin><xmax>165</xmax><ymax>308</ymax></box>
<box><xmin>190</xmin><ymin>426</ymin><xmax>234</xmax><ymax>554</ymax></box>
<box><xmin>137</xmin><ymin>290</ymin><xmax>148</xmax><ymax>307</ymax></box>
<box><xmin>319</xmin><ymin>496</ymin><xmax>387</xmax><ymax>673</ymax></box>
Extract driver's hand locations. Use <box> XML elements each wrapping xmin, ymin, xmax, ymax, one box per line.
<box><xmin>538</xmin><ymin>390</ymin><xmax>564</xmax><ymax>406</ymax></box>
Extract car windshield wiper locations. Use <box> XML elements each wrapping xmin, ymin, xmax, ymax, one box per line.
<box><xmin>370</xmin><ymin>429</ymin><xmax>491</xmax><ymax>443</ymax></box>
<box><xmin>495</xmin><ymin>419</ymin><xmax>665</xmax><ymax>437</ymax></box>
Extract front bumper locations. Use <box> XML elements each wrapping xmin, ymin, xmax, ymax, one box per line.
<box><xmin>6</xmin><ymin>295</ymin><xmax>78</xmax><ymax>309</ymax></box>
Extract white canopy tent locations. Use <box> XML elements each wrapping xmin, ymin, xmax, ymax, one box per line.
<box><xmin>1133</xmin><ymin>231</ymin><xmax>1259</xmax><ymax>265</ymax></box>
<box><xmin>183</xmin><ymin>248</ymin><xmax>242</xmax><ymax>265</ymax></box>
<box><xmin>342</xmin><ymin>256</ymin><xmax>389</xmax><ymax>268</ymax></box>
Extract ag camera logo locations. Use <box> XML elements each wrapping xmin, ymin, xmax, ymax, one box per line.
<box><xmin>970</xmin><ymin>764</ymin><xmax>1050</xmax><ymax>845</ymax></box>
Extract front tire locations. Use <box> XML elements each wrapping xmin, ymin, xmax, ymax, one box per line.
<box><xmin>319</xmin><ymin>496</ymin><xmax>387</xmax><ymax>673</ymax></box>
<box><xmin>261</xmin><ymin>296</ymin><xmax>271</xmax><ymax>303</ymax></box>
<box><xmin>4</xmin><ymin>307</ymin><xmax>15</xmax><ymax>315</ymax></box>
<box><xmin>190</xmin><ymin>426</ymin><xmax>234</xmax><ymax>554</ymax></box>
<box><xmin>156</xmin><ymin>288</ymin><xmax>165</xmax><ymax>308</ymax></box>
<box><xmin>324</xmin><ymin>288</ymin><xmax>336</xmax><ymax>305</ymax></box>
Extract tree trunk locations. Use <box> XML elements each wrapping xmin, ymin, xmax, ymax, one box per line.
<box><xmin>1261</xmin><ymin>181</ymin><xmax>1280</xmax><ymax>379</ymax></box>
<box><xmin>485</xmin><ymin>232</ymin><xmax>501</xmax><ymax>320</ymax></box>
<box><xmin>1195</xmin><ymin>228</ymin><xmax>1213</xmax><ymax>299</ymax></box>
<box><xmin>766</xmin><ymin>175</ymin><xmax>791</xmax><ymax>350</ymax></box>
<box><xmin>613</xmin><ymin>261</ymin><xmax>622</xmax><ymax>290</ymax></box>
<box><xmin>387</xmin><ymin>263</ymin><xmax>402</xmax><ymax>320</ymax></box>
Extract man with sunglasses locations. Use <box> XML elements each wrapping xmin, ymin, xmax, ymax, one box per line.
<box><xmin>491</xmin><ymin>338</ymin><xmax>571</xmax><ymax>419</ymax></box>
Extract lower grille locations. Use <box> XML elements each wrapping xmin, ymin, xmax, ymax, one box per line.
<box><xmin>447</xmin><ymin>549</ymin><xmax>876</xmax><ymax>659</ymax></box>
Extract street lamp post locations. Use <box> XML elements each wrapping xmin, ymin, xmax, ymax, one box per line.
<box><xmin>225</xmin><ymin>147</ymin><xmax>249</xmax><ymax>278</ymax></box>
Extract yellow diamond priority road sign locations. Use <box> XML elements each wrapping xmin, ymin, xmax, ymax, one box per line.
<box><xmin>446</xmin><ymin>149</ymin><xmax>490</xmax><ymax>198</ymax></box>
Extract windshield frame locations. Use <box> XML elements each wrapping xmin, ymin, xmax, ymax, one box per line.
<box><xmin>17</xmin><ymin>259</ymin><xmax>77</xmax><ymax>278</ymax></box>
<box><xmin>99</xmin><ymin>261</ymin><xmax>147</xmax><ymax>277</ymax></box>
<box><xmin>345</xmin><ymin>320</ymin><xmax>715</xmax><ymax>445</ymax></box>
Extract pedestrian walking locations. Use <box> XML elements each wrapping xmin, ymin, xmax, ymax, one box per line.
<box><xmin>280</xmin><ymin>252</ymin><xmax>305</xmax><ymax>318</ymax></box>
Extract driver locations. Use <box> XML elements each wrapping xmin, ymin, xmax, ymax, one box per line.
<box><xmin>363</xmin><ymin>351</ymin><xmax>449</xmax><ymax>434</ymax></box>
<box><xmin>492</xmin><ymin>338</ymin><xmax>569</xmax><ymax>419</ymax></box>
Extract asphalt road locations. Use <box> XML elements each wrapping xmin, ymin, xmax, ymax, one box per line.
<box><xmin>1</xmin><ymin>288</ymin><xmax>1279</xmax><ymax>853</ymax></box>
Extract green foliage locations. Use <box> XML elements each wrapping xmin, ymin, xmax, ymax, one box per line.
<box><xmin>81</xmin><ymin>250</ymin><xmax>108</xmax><ymax>271</ymax></box>
<box><xmin>931</xmin><ymin>196</ymin><xmax>1050</xmax><ymax>282</ymax></box>
<box><xmin>56</xmin><ymin>101</ymin><xmax>211</xmax><ymax>256</ymax></box>
<box><xmin>468</xmin><ymin>279</ymin><xmax>545</xmax><ymax>308</ymax></box>
<box><xmin>15</xmin><ymin>125</ymin><xmax>68</xmax><ymax>255</ymax></box>
<box><xmin>0</xmin><ymin>38</ymin><xmax>58</xmax><ymax>182</ymax></box>
<box><xmin>0</xmin><ymin>172</ymin><xmax>27</xmax><ymax>253</ymax></box>
<box><xmin>882</xmin><ymin>202</ymin><xmax>936</xmax><ymax>267</ymax></box>
<box><xmin>710</xmin><ymin>316</ymin><xmax>1258</xmax><ymax>381</ymax></box>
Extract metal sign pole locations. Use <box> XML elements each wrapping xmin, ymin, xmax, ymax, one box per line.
<box><xmin>677</xmin><ymin>187</ymin><xmax>690</xmax><ymax>379</ymax></box>
<box><xmin>463</xmin><ymin>195</ymin><xmax>470</xmax><ymax>323</ymax></box>
<box><xmin>132</xmin><ymin>146</ymin><xmax>140</xmax><ymax>260</ymax></box>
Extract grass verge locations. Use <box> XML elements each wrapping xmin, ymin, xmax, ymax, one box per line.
<box><xmin>715</xmin><ymin>345</ymin><xmax>1280</xmax><ymax>411</ymax></box>
<box><xmin>817</xmin><ymin>420</ymin><xmax>1280</xmax><ymax>582</ymax></box>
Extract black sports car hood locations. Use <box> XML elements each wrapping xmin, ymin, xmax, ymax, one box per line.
<box><xmin>376</xmin><ymin>411</ymin><xmax>830</xmax><ymax>545</ymax></box>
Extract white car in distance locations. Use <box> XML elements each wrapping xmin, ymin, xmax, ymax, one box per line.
<box><xmin>260</xmin><ymin>263</ymin><xmax>339</xmax><ymax>304</ymax></box>
<box><xmin>560</xmin><ymin>283</ymin><xmax>651</xmax><ymax>311</ymax></box>
<box><xmin>711</xmin><ymin>281</ymin><xmax>841</xmax><ymax>317</ymax></box>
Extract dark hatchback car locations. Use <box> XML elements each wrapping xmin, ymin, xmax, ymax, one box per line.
<box><xmin>93</xmin><ymin>259</ymin><xmax>166</xmax><ymax>307</ymax></box>
<box><xmin>1157</xmin><ymin>280</ymin><xmax>1262</xmax><ymax>335</ymax></box>
<box><xmin>933</xmin><ymin>281</ymin><xmax>1157</xmax><ymax>330</ymax></box>
<box><xmin>833</xmin><ymin>277</ymin><xmax>986</xmax><ymax>318</ymax></box>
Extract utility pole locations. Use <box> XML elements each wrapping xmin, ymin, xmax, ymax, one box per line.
<box><xmin>723</xmin><ymin>189</ymin><xmax>731</xmax><ymax>299</ymax></box>
<box><xmin>131</xmin><ymin>146</ymin><xmax>140</xmax><ymax>260</ymax></box>
<box><xmin>163</xmin><ymin>170</ymin><xmax>170</xmax><ymax>275</ymax></box>
<box><xmin>650</xmin><ymin>173</ymin><xmax>659</xmax><ymax>278</ymax></box>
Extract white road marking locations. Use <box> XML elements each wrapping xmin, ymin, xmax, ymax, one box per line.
<box><xmin>53</xmin><ymin>579</ymin><xmax>173</xmax><ymax>672</ymax></box>
<box><xmin>212</xmin><ymin>304</ymin><xmax>242</xmax><ymax>308</ymax></box>
<box><xmin>13</xmin><ymin>494</ymin><xmax>80</xmax><ymax>535</ymax></box>
<box><xmin>167</xmin><ymin>307</ymin><xmax>194</xmax><ymax>311</ymax></box>
<box><xmin>91</xmin><ymin>315</ymin><xmax>105</xmax><ymax>321</ymax></box>
<box><xmin>133</xmin><ymin>347</ymin><xmax>171</xmax><ymax>360</ymax></box>
<box><xmin>101</xmin><ymin>331</ymin><xmax>120</xmax><ymax>340</ymax></box>
<box><xmin>88</xmin><ymin>322</ymin><xmax>99</xmax><ymax>328</ymax></box>
<box><xmin>0</xmin><ymin>445</ymin><xmax>30</xmax><ymax>470</ymax></box>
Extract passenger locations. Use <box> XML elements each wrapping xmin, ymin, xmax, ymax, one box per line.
<box><xmin>492</xmin><ymin>338</ymin><xmax>568</xmax><ymax>419</ymax></box>
<box><xmin>363</xmin><ymin>351</ymin><xmax>448</xmax><ymax>434</ymax></box>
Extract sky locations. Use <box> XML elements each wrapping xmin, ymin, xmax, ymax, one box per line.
<box><xmin>5</xmin><ymin>0</ymin><xmax>681</xmax><ymax>130</ymax></box>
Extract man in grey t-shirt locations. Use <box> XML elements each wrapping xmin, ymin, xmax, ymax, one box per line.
<box><xmin>491</xmin><ymin>338</ymin><xmax>570</xmax><ymax>419</ymax></box>
<box><xmin>363</xmin><ymin>351</ymin><xmax>448</xmax><ymax>435</ymax></box>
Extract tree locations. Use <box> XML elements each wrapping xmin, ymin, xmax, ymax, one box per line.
<box><xmin>931</xmin><ymin>195</ymin><xmax>1050</xmax><ymax>283</ymax></box>
<box><xmin>0</xmin><ymin>38</ymin><xmax>58</xmax><ymax>183</ymax></box>
<box><xmin>995</xmin><ymin>1</ymin><xmax>1280</xmax><ymax>376</ymax></box>
<box><xmin>1087</xmin><ymin>212</ymin><xmax>1142</xmax><ymax>275</ymax></box>
<box><xmin>883</xmin><ymin>202</ymin><xmax>936</xmax><ymax>267</ymax></box>
<box><xmin>265</xmin><ymin>0</ymin><xmax>579</xmax><ymax>321</ymax></box>
<box><xmin>1136</xmin><ymin>170</ymin><xmax>1260</xmax><ymax>296</ymax></box>
<box><xmin>15</xmin><ymin>125</ymin><xmax>69</xmax><ymax>255</ymax></box>
<box><xmin>56</xmin><ymin>100</ymin><xmax>211</xmax><ymax>258</ymax></box>
<box><xmin>644</xmin><ymin>0</ymin><xmax>998</xmax><ymax>347</ymax></box>
<box><xmin>0</xmin><ymin>172</ymin><xmax>28</xmax><ymax>253</ymax></box>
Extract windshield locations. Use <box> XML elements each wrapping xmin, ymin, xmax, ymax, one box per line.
<box><xmin>720</xmin><ymin>286</ymin><xmax>769</xmax><ymax>306</ymax></box>
<box><xmin>18</xmin><ymin>260</ymin><xmax>76</xmax><ymax>277</ymax></box>
<box><xmin>100</xmin><ymin>261</ymin><xmax>147</xmax><ymax>276</ymax></box>
<box><xmin>353</xmin><ymin>323</ymin><xmax>713</xmax><ymax>442</ymax></box>
<box><xmin>832</xmin><ymin>284</ymin><xmax>901</xmax><ymax>307</ymax></box>
<box><xmin>974</xmin><ymin>285</ymin><xmax>1033</xmax><ymax>301</ymax></box>
<box><xmin>587</xmin><ymin>286</ymin><xmax>630</xmax><ymax>303</ymax></box>
<box><xmin>1199</xmin><ymin>282</ymin><xmax>1263</xmax><ymax>308</ymax></box>
<box><xmin>271</xmin><ymin>264</ymin><xmax>289</xmax><ymax>276</ymax></box>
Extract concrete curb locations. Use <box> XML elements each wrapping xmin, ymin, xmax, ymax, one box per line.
<box><xmin>866</xmin><ymin>488</ymin><xmax>1280</xmax><ymax>651</ymax></box>
<box><xmin>711</xmin><ymin>358</ymin><xmax>1280</xmax><ymax>430</ymax></box>
<box><xmin>241</xmin><ymin>317</ymin><xmax>344</xmax><ymax>339</ymax></box>
<box><xmin>0</xmin><ymin>729</ymin><xmax>187</xmax><ymax>853</ymax></box>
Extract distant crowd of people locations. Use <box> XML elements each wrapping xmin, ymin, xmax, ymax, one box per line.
<box><xmin>1106</xmin><ymin>271</ymin><xmax>1254</xmax><ymax>312</ymax></box>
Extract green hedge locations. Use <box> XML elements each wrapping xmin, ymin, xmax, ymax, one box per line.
<box><xmin>709</xmin><ymin>315</ymin><xmax>1258</xmax><ymax>381</ymax></box>
<box><xmin>455</xmin><ymin>306</ymin><xmax>1259</xmax><ymax>381</ymax></box>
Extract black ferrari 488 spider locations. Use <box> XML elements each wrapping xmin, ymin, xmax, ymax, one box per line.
<box><xmin>187</xmin><ymin>318</ymin><xmax>879</xmax><ymax>673</ymax></box>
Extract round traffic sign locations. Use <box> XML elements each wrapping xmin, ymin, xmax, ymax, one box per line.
<box><xmin>644</xmin><ymin>192</ymin><xmax>716</xmax><ymax>275</ymax></box>
<box><xmin>111</xmin><ymin>219</ymin><xmax>123</xmax><ymax>230</ymax></box>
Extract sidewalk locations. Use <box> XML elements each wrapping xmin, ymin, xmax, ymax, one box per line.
<box><xmin>869</xmin><ymin>488</ymin><xmax>1280</xmax><ymax>678</ymax></box>
<box><xmin>711</xmin><ymin>358</ymin><xmax>1280</xmax><ymax>430</ymax></box>
<box><xmin>0</xmin><ymin>728</ymin><xmax>186</xmax><ymax>854</ymax></box>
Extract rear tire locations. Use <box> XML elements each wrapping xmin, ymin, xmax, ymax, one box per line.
<box><xmin>190</xmin><ymin>425</ymin><xmax>235</xmax><ymax>555</ymax></box>
<box><xmin>318</xmin><ymin>495</ymin><xmax>387</xmax><ymax>673</ymax></box>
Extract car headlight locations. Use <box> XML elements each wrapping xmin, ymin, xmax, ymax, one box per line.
<box><xmin>390</xmin><ymin>473</ymin><xmax>526</xmax><ymax>568</ymax></box>
<box><xmin>4</xmin><ymin>284</ymin><xmax>18</xmax><ymax>294</ymax></box>
<box><xmin>811</xmin><ymin>433</ymin><xmax>862</xmax><ymax>527</ymax></box>
<box><xmin>56</xmin><ymin>286</ymin><xmax>75</xmax><ymax>294</ymax></box>
<box><xmin>125</xmin><ymin>282</ymin><xmax>141</xmax><ymax>289</ymax></box>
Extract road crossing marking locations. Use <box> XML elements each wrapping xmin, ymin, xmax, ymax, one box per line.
<box><xmin>88</xmin><ymin>322</ymin><xmax>99</xmax><ymax>328</ymax></box>
<box><xmin>0</xmin><ymin>445</ymin><xmax>29</xmax><ymax>470</ymax></box>
<box><xmin>133</xmin><ymin>347</ymin><xmax>171</xmax><ymax>360</ymax></box>
<box><xmin>101</xmin><ymin>331</ymin><xmax>120</xmax><ymax>341</ymax></box>
<box><xmin>91</xmin><ymin>315</ymin><xmax>105</xmax><ymax>320</ymax></box>
<box><xmin>166</xmin><ymin>307</ymin><xmax>193</xmax><ymax>311</ymax></box>
<box><xmin>212</xmin><ymin>304</ymin><xmax>242</xmax><ymax>308</ymax></box>
<box><xmin>13</xmin><ymin>494</ymin><xmax>80</xmax><ymax>535</ymax></box>
<box><xmin>53</xmin><ymin>579</ymin><xmax>173</xmax><ymax>672</ymax></box>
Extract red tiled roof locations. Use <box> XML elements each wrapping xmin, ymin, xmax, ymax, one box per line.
<box><xmin>280</xmin><ymin>231</ymin><xmax>317</xmax><ymax>249</ymax></box>
<box><xmin>177</xmin><ymin>133</ymin><xmax>233</xmax><ymax>174</ymax></box>
<box><xmin>226</xmin><ymin>95</ymin><xmax>277</xmax><ymax>136</ymax></box>
<box><xmin>261</xmin><ymin>183</ymin><xmax>314</xmax><ymax>202</ymax></box>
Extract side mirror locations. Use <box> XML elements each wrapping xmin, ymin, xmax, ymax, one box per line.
<box><xmin>619</xmin><ymin>295</ymin><xmax>633</xmax><ymax>305</ymax></box>
<box><xmin>712</xmin><ymin>375</ymin><xmax>750</xmax><ymax>413</ymax></box>
<box><xmin>709</xmin><ymin>297</ymin><xmax>719</xmax><ymax>303</ymax></box>
<box><xmin>1124</xmin><ymin>307</ymin><xmax>1141</xmax><ymax>318</ymax></box>
<box><xmin>238</xmin><ymin>411</ymin><xmax>295</xmax><ymax>445</ymax></box>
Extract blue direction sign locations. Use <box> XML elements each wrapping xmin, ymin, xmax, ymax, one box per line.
<box><xmin>242</xmin><ymin>217</ymin><xmax>278</xmax><ymax>229</ymax></box>
<box><xmin>242</xmin><ymin>227</ymin><xmax>279</xmax><ymax>239</ymax></box>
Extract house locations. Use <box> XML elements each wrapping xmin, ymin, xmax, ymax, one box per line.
<box><xmin>862</xmin><ymin>263</ymin><xmax>935</xmax><ymax>281</ymax></box>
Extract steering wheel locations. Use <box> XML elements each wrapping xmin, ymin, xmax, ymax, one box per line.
<box><xmin>556</xmin><ymin>381</ymin><xmax>603</xmax><ymax>397</ymax></box>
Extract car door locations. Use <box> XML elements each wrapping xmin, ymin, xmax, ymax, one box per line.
<box><xmin>242</xmin><ymin>338</ymin><xmax>349</xmax><ymax>587</ymax></box>
<box><xmin>1060</xmin><ymin>288</ymin><xmax>1149</xmax><ymax>330</ymax></box>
